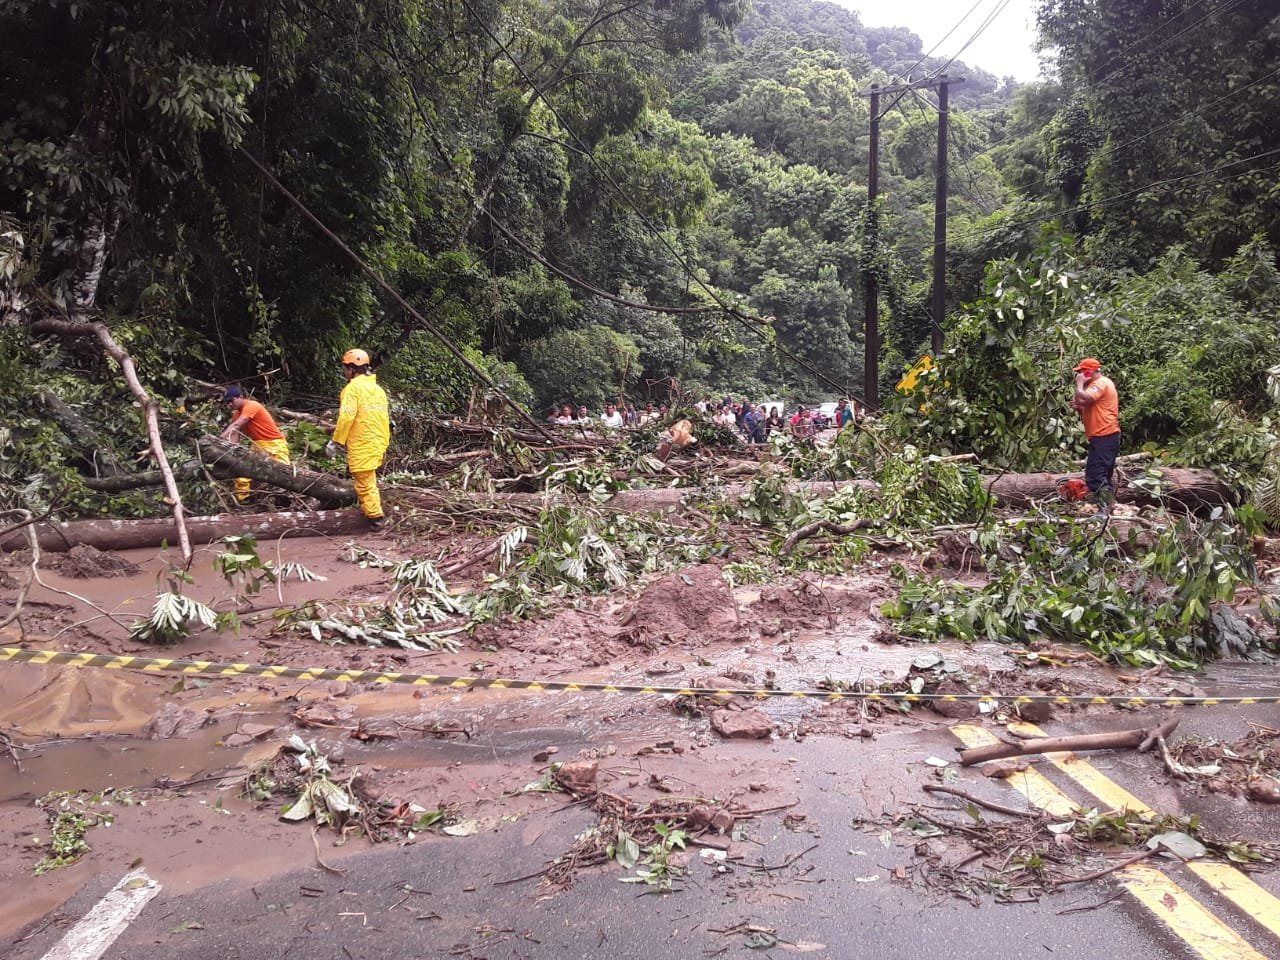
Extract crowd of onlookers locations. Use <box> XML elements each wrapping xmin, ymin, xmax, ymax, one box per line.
<box><xmin>545</xmin><ymin>395</ymin><xmax>864</xmax><ymax>444</ymax></box>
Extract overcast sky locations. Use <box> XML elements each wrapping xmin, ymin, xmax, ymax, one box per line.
<box><xmin>839</xmin><ymin>0</ymin><xmax>1045</xmax><ymax>82</ymax></box>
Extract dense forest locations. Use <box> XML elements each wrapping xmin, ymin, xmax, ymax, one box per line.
<box><xmin>2</xmin><ymin>0</ymin><xmax>1280</xmax><ymax>518</ymax></box>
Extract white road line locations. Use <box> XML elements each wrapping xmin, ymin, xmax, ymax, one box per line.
<box><xmin>39</xmin><ymin>868</ymin><xmax>162</xmax><ymax>960</ymax></box>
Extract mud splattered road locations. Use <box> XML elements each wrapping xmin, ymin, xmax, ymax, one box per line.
<box><xmin>2</xmin><ymin>533</ymin><xmax>1280</xmax><ymax>959</ymax></box>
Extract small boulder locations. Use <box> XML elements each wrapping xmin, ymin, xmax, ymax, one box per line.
<box><xmin>554</xmin><ymin>759</ymin><xmax>599</xmax><ymax>795</ymax></box>
<box><xmin>930</xmin><ymin>678</ymin><xmax>979</xmax><ymax>720</ymax></box>
<box><xmin>983</xmin><ymin>760</ymin><xmax>1031</xmax><ymax>779</ymax></box>
<box><xmin>710</xmin><ymin>708</ymin><xmax>772</xmax><ymax>740</ymax></box>
<box><xmin>1017</xmin><ymin>700</ymin><xmax>1056</xmax><ymax>724</ymax></box>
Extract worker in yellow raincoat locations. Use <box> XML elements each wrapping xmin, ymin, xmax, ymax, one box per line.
<box><xmin>220</xmin><ymin>386</ymin><xmax>291</xmax><ymax>502</ymax></box>
<box><xmin>327</xmin><ymin>348</ymin><xmax>391</xmax><ymax>528</ymax></box>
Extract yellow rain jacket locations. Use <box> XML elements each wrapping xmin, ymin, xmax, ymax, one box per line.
<box><xmin>333</xmin><ymin>373</ymin><xmax>391</xmax><ymax>472</ymax></box>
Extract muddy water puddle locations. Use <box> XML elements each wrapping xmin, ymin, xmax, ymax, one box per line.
<box><xmin>1199</xmin><ymin>659</ymin><xmax>1280</xmax><ymax>696</ymax></box>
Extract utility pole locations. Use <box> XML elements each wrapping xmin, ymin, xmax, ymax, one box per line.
<box><xmin>863</xmin><ymin>83</ymin><xmax>880</xmax><ymax>409</ymax></box>
<box><xmin>859</xmin><ymin>76</ymin><xmax>963</xmax><ymax>402</ymax></box>
<box><xmin>931</xmin><ymin>76</ymin><xmax>955</xmax><ymax>356</ymax></box>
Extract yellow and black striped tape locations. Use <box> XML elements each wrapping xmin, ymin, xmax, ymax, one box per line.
<box><xmin>3</xmin><ymin>646</ymin><xmax>1278</xmax><ymax>707</ymax></box>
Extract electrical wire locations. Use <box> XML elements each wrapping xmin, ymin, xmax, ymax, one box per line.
<box><xmin>877</xmin><ymin>0</ymin><xmax>1013</xmax><ymax>120</ymax></box>
<box><xmin>236</xmin><ymin>147</ymin><xmax>558</xmax><ymax>441</ymax></box>
<box><xmin>1074</xmin><ymin>0</ymin><xmax>1214</xmax><ymax>85</ymax></box>
<box><xmin>1089</xmin><ymin>0</ymin><xmax>1250</xmax><ymax>91</ymax></box>
<box><xmin>914</xmin><ymin>144</ymin><xmax>1280</xmax><ymax>257</ymax></box>
<box><xmin>458</xmin><ymin>0</ymin><xmax>866</xmax><ymax>401</ymax></box>
<box><xmin>1012</xmin><ymin>61</ymin><xmax>1280</xmax><ymax>203</ymax></box>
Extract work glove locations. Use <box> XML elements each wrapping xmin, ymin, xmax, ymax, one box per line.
<box><xmin>325</xmin><ymin>441</ymin><xmax>342</xmax><ymax>459</ymax></box>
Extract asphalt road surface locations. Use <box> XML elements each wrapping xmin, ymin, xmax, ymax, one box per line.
<box><xmin>11</xmin><ymin>700</ymin><xmax>1280</xmax><ymax>960</ymax></box>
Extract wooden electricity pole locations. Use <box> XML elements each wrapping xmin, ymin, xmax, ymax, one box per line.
<box><xmin>860</xmin><ymin>75</ymin><xmax>964</xmax><ymax>396</ymax></box>
<box><xmin>931</xmin><ymin>76</ymin><xmax>956</xmax><ymax>356</ymax></box>
<box><xmin>863</xmin><ymin>83</ymin><xmax>881</xmax><ymax>409</ymax></box>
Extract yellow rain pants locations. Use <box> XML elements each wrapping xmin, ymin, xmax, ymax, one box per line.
<box><xmin>234</xmin><ymin>437</ymin><xmax>292</xmax><ymax>501</ymax></box>
<box><xmin>333</xmin><ymin>373</ymin><xmax>391</xmax><ymax>519</ymax></box>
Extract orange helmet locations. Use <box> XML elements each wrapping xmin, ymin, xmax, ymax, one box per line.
<box><xmin>342</xmin><ymin>348</ymin><xmax>371</xmax><ymax>366</ymax></box>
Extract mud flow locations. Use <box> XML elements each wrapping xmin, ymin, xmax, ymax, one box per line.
<box><xmin>2</xmin><ymin>535</ymin><xmax>1277</xmax><ymax>944</ymax></box>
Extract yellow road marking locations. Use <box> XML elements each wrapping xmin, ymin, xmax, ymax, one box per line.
<box><xmin>1122</xmin><ymin>863</ymin><xmax>1268</xmax><ymax>960</ymax></box>
<box><xmin>1007</xmin><ymin>721</ymin><xmax>1154</xmax><ymax>814</ymax></box>
<box><xmin>950</xmin><ymin>725</ymin><xmax>1078</xmax><ymax>817</ymax></box>
<box><xmin>1186</xmin><ymin>862</ymin><xmax>1280</xmax><ymax>941</ymax></box>
<box><xmin>1006</xmin><ymin>722</ymin><xmax>1280</xmax><ymax>944</ymax></box>
<box><xmin>949</xmin><ymin>724</ymin><xmax>1269</xmax><ymax>960</ymax></box>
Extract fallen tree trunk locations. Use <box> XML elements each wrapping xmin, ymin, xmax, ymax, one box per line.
<box><xmin>76</xmin><ymin>438</ymin><xmax>357</xmax><ymax>505</ymax></box>
<box><xmin>981</xmin><ymin>469</ymin><xmax>1231</xmax><ymax>509</ymax></box>
<box><xmin>958</xmin><ymin>716</ymin><xmax>1180</xmax><ymax>766</ymax></box>
<box><xmin>11</xmin><ymin>464</ymin><xmax>1235</xmax><ymax>554</ymax></box>
<box><xmin>0</xmin><ymin>509</ymin><xmax>370</xmax><ymax>554</ymax></box>
<box><xmin>593</xmin><ymin>467</ymin><xmax>1232</xmax><ymax>514</ymax></box>
<box><xmin>195</xmin><ymin>437</ymin><xmax>356</xmax><ymax>505</ymax></box>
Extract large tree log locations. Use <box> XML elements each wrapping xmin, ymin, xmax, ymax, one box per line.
<box><xmin>596</xmin><ymin>467</ymin><xmax>1232</xmax><ymax>513</ymax></box>
<box><xmin>78</xmin><ymin>438</ymin><xmax>357</xmax><ymax>505</ymax></box>
<box><xmin>981</xmin><ymin>468</ymin><xmax>1232</xmax><ymax>509</ymax></box>
<box><xmin>0</xmin><ymin>510</ymin><xmax>370</xmax><ymax>554</ymax></box>
<box><xmin>195</xmin><ymin>437</ymin><xmax>356</xmax><ymax>505</ymax></box>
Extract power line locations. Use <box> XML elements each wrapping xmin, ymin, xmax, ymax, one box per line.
<box><xmin>236</xmin><ymin>147</ymin><xmax>558</xmax><ymax>441</ymax></box>
<box><xmin>1013</xmin><ymin>61</ymin><xmax>1280</xmax><ymax>202</ymax></box>
<box><xmin>484</xmin><ymin>215</ymin><xmax>720</xmax><ymax>317</ymax></box>
<box><xmin>1075</xmin><ymin>0</ymin><xmax>1214</xmax><ymax>85</ymax></box>
<box><xmin>928</xmin><ymin>0</ymin><xmax>1016</xmax><ymax>80</ymax></box>
<box><xmin>915</xmin><ymin>144</ymin><xmax>1280</xmax><ymax>257</ymax></box>
<box><xmin>878</xmin><ymin>0</ymin><xmax>1011</xmax><ymax>120</ymax></box>
<box><xmin>458</xmin><ymin>0</ymin><xmax>865</xmax><ymax>401</ymax></box>
<box><xmin>1089</xmin><ymin>0</ymin><xmax>1250</xmax><ymax>90</ymax></box>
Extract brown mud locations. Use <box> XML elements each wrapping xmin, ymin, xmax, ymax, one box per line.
<box><xmin>0</xmin><ymin>531</ymin><xmax>1274</xmax><ymax>941</ymax></box>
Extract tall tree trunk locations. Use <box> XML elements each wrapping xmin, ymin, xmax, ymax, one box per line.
<box><xmin>24</xmin><ymin>61</ymin><xmax>195</xmax><ymax>560</ymax></box>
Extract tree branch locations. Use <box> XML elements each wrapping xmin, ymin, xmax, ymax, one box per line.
<box><xmin>30</xmin><ymin>317</ymin><xmax>193</xmax><ymax>562</ymax></box>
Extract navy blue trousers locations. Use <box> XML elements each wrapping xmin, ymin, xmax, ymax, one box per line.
<box><xmin>1085</xmin><ymin>432</ymin><xmax>1121</xmax><ymax>493</ymax></box>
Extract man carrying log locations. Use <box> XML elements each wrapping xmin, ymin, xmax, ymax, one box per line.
<box><xmin>1070</xmin><ymin>357</ymin><xmax>1121</xmax><ymax>516</ymax></box>
<box><xmin>327</xmin><ymin>348</ymin><xmax>391</xmax><ymax>530</ymax></box>
<box><xmin>219</xmin><ymin>386</ymin><xmax>292</xmax><ymax>502</ymax></box>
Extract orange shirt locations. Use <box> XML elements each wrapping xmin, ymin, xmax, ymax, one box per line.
<box><xmin>1079</xmin><ymin>375</ymin><xmax>1120</xmax><ymax>439</ymax></box>
<box><xmin>236</xmin><ymin>399</ymin><xmax>285</xmax><ymax>442</ymax></box>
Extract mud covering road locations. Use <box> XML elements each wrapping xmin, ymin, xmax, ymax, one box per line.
<box><xmin>2</xmin><ymin>534</ymin><xmax>1280</xmax><ymax>959</ymax></box>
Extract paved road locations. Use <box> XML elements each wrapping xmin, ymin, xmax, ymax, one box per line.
<box><xmin>12</xmin><ymin>702</ymin><xmax>1280</xmax><ymax>960</ymax></box>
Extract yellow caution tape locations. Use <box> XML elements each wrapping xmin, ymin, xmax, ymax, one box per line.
<box><xmin>2</xmin><ymin>647</ymin><xmax>1276</xmax><ymax>707</ymax></box>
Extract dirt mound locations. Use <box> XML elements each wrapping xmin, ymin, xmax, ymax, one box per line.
<box><xmin>50</xmin><ymin>544</ymin><xmax>140</xmax><ymax>579</ymax></box>
<box><xmin>621</xmin><ymin>563</ymin><xmax>739</xmax><ymax>645</ymax></box>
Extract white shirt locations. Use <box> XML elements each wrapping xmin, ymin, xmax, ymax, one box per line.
<box><xmin>602</xmin><ymin>411</ymin><xmax>624</xmax><ymax>428</ymax></box>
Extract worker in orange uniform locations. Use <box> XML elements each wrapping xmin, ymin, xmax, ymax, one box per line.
<box><xmin>327</xmin><ymin>348</ymin><xmax>391</xmax><ymax>529</ymax></box>
<box><xmin>220</xmin><ymin>386</ymin><xmax>291</xmax><ymax>502</ymax></box>
<box><xmin>1069</xmin><ymin>357</ymin><xmax>1121</xmax><ymax>516</ymax></box>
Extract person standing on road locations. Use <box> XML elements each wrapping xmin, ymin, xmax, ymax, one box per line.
<box><xmin>1070</xmin><ymin>357</ymin><xmax>1121</xmax><ymax>515</ymax></box>
<box><xmin>328</xmin><ymin>348</ymin><xmax>391</xmax><ymax>529</ymax></box>
<box><xmin>219</xmin><ymin>386</ymin><xmax>291</xmax><ymax>502</ymax></box>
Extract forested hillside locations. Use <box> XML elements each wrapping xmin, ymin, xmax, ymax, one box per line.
<box><xmin>2</xmin><ymin>0</ymin><xmax>1280</xmax><ymax>519</ymax></box>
